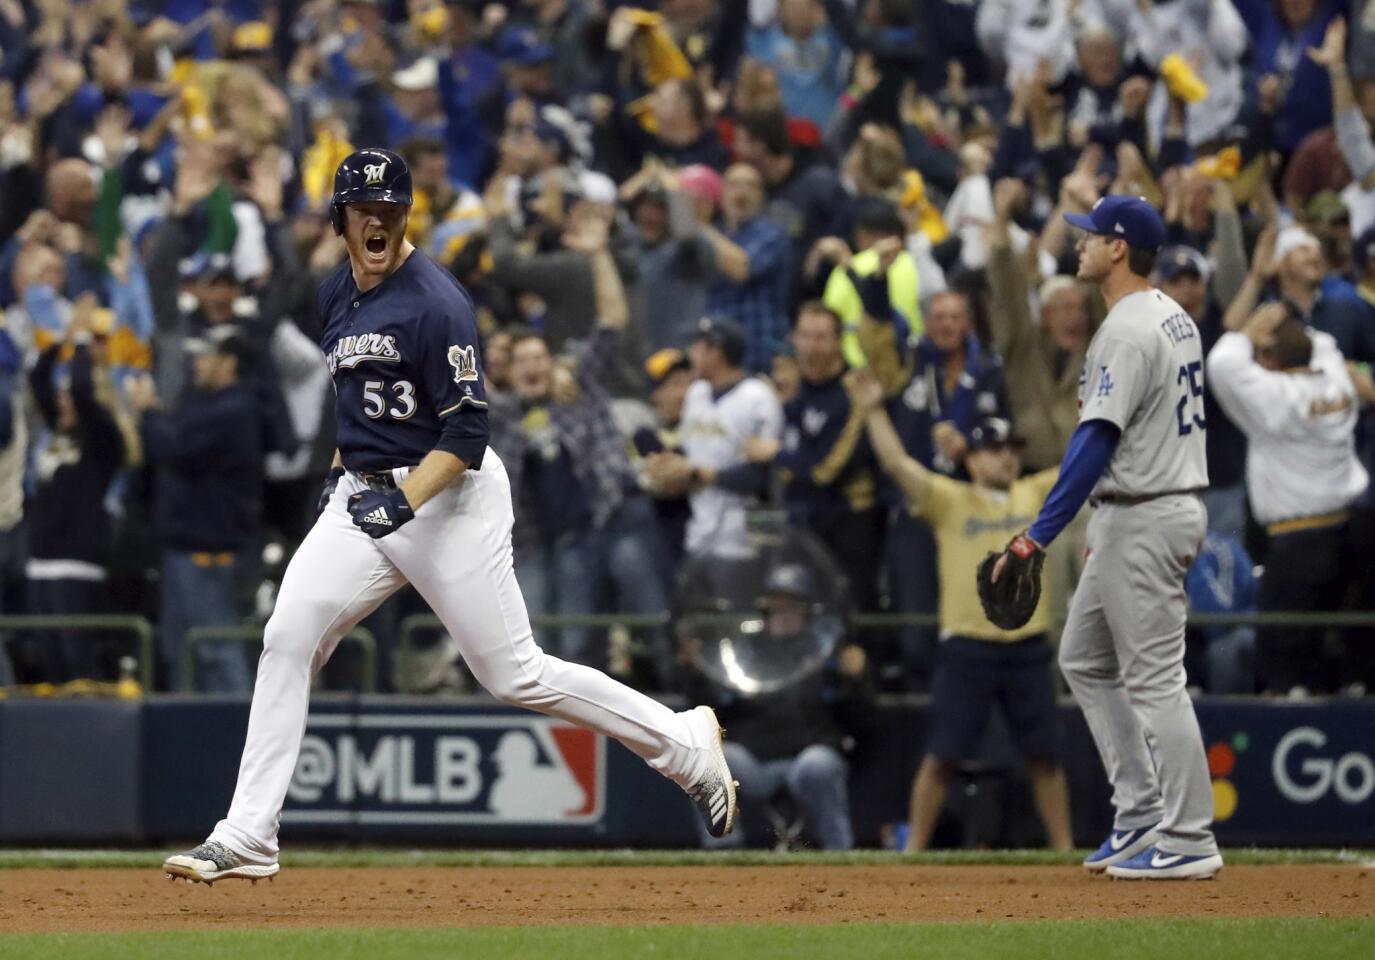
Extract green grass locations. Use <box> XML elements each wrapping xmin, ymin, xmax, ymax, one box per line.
<box><xmin>0</xmin><ymin>846</ymin><xmax>1371</xmax><ymax>870</ymax></box>
<box><xmin>3</xmin><ymin>919</ymin><xmax>1374</xmax><ymax>960</ymax></box>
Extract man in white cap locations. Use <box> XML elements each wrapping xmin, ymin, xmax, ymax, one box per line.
<box><xmin>1222</xmin><ymin>223</ymin><xmax>1369</xmax><ymax>360</ymax></box>
<box><xmin>1207</xmin><ymin>302</ymin><xmax>1367</xmax><ymax>695</ymax></box>
<box><xmin>388</xmin><ymin>57</ymin><xmax>445</xmax><ymax>143</ymax></box>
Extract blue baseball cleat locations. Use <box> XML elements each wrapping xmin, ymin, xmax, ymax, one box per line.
<box><xmin>1083</xmin><ymin>825</ymin><xmax>1159</xmax><ymax>873</ymax></box>
<box><xmin>1106</xmin><ymin>846</ymin><xmax>1224</xmax><ymax>880</ymax></box>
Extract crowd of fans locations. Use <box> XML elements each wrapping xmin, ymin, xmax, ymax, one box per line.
<box><xmin>2</xmin><ymin>0</ymin><xmax>1375</xmax><ymax>731</ymax></box>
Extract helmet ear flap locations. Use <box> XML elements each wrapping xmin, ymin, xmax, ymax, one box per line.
<box><xmin>331</xmin><ymin>201</ymin><xmax>345</xmax><ymax>236</ymax></box>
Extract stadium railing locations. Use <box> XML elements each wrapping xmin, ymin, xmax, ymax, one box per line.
<box><xmin>0</xmin><ymin>614</ymin><xmax>155</xmax><ymax>690</ymax></box>
<box><xmin>397</xmin><ymin>611</ymin><xmax>1374</xmax><ymax>652</ymax></box>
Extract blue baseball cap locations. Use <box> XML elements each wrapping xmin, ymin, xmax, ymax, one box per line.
<box><xmin>968</xmin><ymin>417</ymin><xmax>1025</xmax><ymax>452</ymax></box>
<box><xmin>1064</xmin><ymin>195</ymin><xmax>1167</xmax><ymax>252</ymax></box>
<box><xmin>1155</xmin><ymin>245</ymin><xmax>1211</xmax><ymax>283</ymax></box>
<box><xmin>692</xmin><ymin>316</ymin><xmax>747</xmax><ymax>367</ymax></box>
<box><xmin>497</xmin><ymin>28</ymin><xmax>555</xmax><ymax>67</ymax></box>
<box><xmin>178</xmin><ymin>251</ymin><xmax>236</xmax><ymax>282</ymax></box>
<box><xmin>532</xmin><ymin>117</ymin><xmax>571</xmax><ymax>160</ymax></box>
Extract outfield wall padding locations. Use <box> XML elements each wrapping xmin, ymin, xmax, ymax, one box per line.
<box><xmin>0</xmin><ymin>696</ymin><xmax>1371</xmax><ymax>846</ymax></box>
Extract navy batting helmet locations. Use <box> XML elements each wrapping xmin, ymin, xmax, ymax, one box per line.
<box><xmin>330</xmin><ymin>148</ymin><xmax>413</xmax><ymax>235</ymax></box>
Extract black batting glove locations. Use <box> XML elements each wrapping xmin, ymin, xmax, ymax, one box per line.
<box><xmin>347</xmin><ymin>488</ymin><xmax>415</xmax><ymax>538</ymax></box>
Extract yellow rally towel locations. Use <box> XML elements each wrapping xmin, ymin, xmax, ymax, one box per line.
<box><xmin>171</xmin><ymin>59</ymin><xmax>215</xmax><ymax>139</ymax></box>
<box><xmin>407</xmin><ymin>188</ymin><xmax>434</xmax><ymax>244</ymax></box>
<box><xmin>302</xmin><ymin>127</ymin><xmax>356</xmax><ymax>210</ymax></box>
<box><xmin>233</xmin><ymin>21</ymin><xmax>273</xmax><ymax>53</ymax></box>
<box><xmin>622</xmin><ymin>10</ymin><xmax>692</xmax><ymax>88</ymax></box>
<box><xmin>412</xmin><ymin>6</ymin><xmax>449</xmax><ymax>41</ymax></box>
<box><xmin>1195</xmin><ymin>146</ymin><xmax>1242</xmax><ymax>180</ymax></box>
<box><xmin>1161</xmin><ymin>54</ymin><xmax>1209</xmax><ymax>104</ymax></box>
<box><xmin>898</xmin><ymin>170</ymin><xmax>949</xmax><ymax>244</ymax></box>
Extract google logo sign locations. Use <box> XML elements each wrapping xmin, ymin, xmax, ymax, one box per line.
<box><xmin>1206</xmin><ymin>732</ymin><xmax>1248</xmax><ymax>822</ymax></box>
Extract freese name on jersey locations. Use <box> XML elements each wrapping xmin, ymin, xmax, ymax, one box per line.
<box><xmin>1077</xmin><ymin>290</ymin><xmax>1209</xmax><ymax>498</ymax></box>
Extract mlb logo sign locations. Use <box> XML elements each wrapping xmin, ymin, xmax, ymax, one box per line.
<box><xmin>284</xmin><ymin>713</ymin><xmax>605</xmax><ymax>825</ymax></box>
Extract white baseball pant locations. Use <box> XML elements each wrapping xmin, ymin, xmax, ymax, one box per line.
<box><xmin>210</xmin><ymin>450</ymin><xmax>707</xmax><ymax>860</ymax></box>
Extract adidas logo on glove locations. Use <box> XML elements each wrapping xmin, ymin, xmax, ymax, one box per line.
<box><xmin>362</xmin><ymin>508</ymin><xmax>392</xmax><ymax>526</ymax></box>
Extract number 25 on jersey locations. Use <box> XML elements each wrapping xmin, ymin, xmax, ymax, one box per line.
<box><xmin>1175</xmin><ymin>361</ymin><xmax>1205</xmax><ymax>436</ymax></box>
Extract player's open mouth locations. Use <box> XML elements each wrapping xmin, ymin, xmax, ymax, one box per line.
<box><xmin>365</xmin><ymin>234</ymin><xmax>387</xmax><ymax>256</ymax></box>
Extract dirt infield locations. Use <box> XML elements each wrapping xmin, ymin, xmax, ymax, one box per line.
<box><xmin>0</xmin><ymin>865</ymin><xmax>1369</xmax><ymax>933</ymax></box>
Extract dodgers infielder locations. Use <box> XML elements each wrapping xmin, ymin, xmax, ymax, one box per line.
<box><xmin>163</xmin><ymin>149</ymin><xmax>737</xmax><ymax>884</ymax></box>
<box><xmin>994</xmin><ymin>196</ymin><xmax>1222</xmax><ymax>880</ymax></box>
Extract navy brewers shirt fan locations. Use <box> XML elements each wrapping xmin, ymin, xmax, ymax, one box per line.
<box><xmin>317</xmin><ymin>250</ymin><xmax>489</xmax><ymax>472</ymax></box>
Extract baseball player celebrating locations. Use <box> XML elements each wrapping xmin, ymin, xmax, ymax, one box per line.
<box><xmin>163</xmin><ymin>149</ymin><xmax>736</xmax><ymax>884</ymax></box>
<box><xmin>982</xmin><ymin>196</ymin><xmax>1222</xmax><ymax>880</ymax></box>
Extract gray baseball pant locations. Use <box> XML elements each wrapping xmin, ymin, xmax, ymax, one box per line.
<box><xmin>1058</xmin><ymin>493</ymin><xmax>1219</xmax><ymax>857</ymax></box>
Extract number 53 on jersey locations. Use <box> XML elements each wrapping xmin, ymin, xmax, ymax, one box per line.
<box><xmin>363</xmin><ymin>380</ymin><xmax>418</xmax><ymax>420</ymax></box>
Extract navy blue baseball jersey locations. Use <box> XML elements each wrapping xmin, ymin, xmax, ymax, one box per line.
<box><xmin>317</xmin><ymin>251</ymin><xmax>489</xmax><ymax>472</ymax></box>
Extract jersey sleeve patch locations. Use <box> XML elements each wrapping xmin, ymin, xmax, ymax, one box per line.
<box><xmin>1078</xmin><ymin>338</ymin><xmax>1148</xmax><ymax>430</ymax></box>
<box><xmin>448</xmin><ymin>344</ymin><xmax>479</xmax><ymax>384</ymax></box>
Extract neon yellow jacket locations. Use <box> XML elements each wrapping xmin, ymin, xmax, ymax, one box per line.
<box><xmin>822</xmin><ymin>247</ymin><xmax>922</xmax><ymax>368</ymax></box>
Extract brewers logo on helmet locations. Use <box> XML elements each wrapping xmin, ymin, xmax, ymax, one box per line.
<box><xmin>330</xmin><ymin>148</ymin><xmax>413</xmax><ymax>235</ymax></box>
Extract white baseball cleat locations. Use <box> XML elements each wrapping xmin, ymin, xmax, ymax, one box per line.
<box><xmin>683</xmin><ymin>705</ymin><xmax>738</xmax><ymax>838</ymax></box>
<box><xmin>1106</xmin><ymin>846</ymin><xmax>1224</xmax><ymax>880</ymax></box>
<box><xmin>162</xmin><ymin>840</ymin><xmax>280</xmax><ymax>885</ymax></box>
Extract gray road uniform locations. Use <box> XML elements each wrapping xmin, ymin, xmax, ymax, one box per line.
<box><xmin>1058</xmin><ymin>289</ymin><xmax>1218</xmax><ymax>858</ymax></box>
